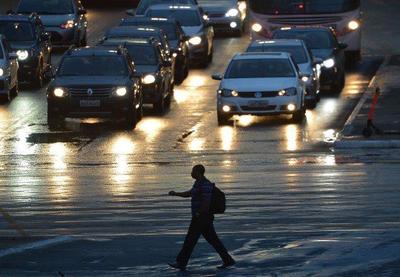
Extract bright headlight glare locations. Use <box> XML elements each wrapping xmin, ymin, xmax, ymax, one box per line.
<box><xmin>219</xmin><ymin>89</ymin><xmax>236</xmax><ymax>97</ymax></box>
<box><xmin>287</xmin><ymin>103</ymin><xmax>296</xmax><ymax>111</ymax></box>
<box><xmin>225</xmin><ymin>8</ymin><xmax>239</xmax><ymax>17</ymax></box>
<box><xmin>115</xmin><ymin>87</ymin><xmax>127</xmax><ymax>96</ymax></box>
<box><xmin>348</xmin><ymin>20</ymin><xmax>360</xmax><ymax>30</ymax></box>
<box><xmin>189</xmin><ymin>36</ymin><xmax>202</xmax><ymax>45</ymax></box>
<box><xmin>61</xmin><ymin>20</ymin><xmax>75</xmax><ymax>29</ymax></box>
<box><xmin>251</xmin><ymin>23</ymin><xmax>262</xmax><ymax>33</ymax></box>
<box><xmin>231</xmin><ymin>90</ymin><xmax>239</xmax><ymax>97</ymax></box>
<box><xmin>222</xmin><ymin>105</ymin><xmax>231</xmax><ymax>112</ymax></box>
<box><xmin>323</xmin><ymin>58</ymin><xmax>335</xmax><ymax>68</ymax></box>
<box><xmin>53</xmin><ymin>88</ymin><xmax>67</xmax><ymax>97</ymax></box>
<box><xmin>143</xmin><ymin>74</ymin><xmax>156</xmax><ymax>84</ymax></box>
<box><xmin>16</xmin><ymin>50</ymin><xmax>29</xmax><ymax>61</ymax></box>
<box><xmin>301</xmin><ymin>76</ymin><xmax>309</xmax><ymax>82</ymax></box>
<box><xmin>238</xmin><ymin>1</ymin><xmax>246</xmax><ymax>12</ymax></box>
<box><xmin>0</xmin><ymin>68</ymin><xmax>3</xmax><ymax>77</ymax></box>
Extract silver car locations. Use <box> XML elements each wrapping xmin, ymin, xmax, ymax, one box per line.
<box><xmin>0</xmin><ymin>35</ymin><xmax>18</xmax><ymax>103</ymax></box>
<box><xmin>247</xmin><ymin>39</ymin><xmax>321</xmax><ymax>108</ymax></box>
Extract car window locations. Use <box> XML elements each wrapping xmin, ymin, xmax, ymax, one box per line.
<box><xmin>273</xmin><ymin>30</ymin><xmax>334</xmax><ymax>49</ymax></box>
<box><xmin>58</xmin><ymin>56</ymin><xmax>129</xmax><ymax>76</ymax></box>
<box><xmin>247</xmin><ymin>45</ymin><xmax>308</xmax><ymax>64</ymax></box>
<box><xmin>0</xmin><ymin>21</ymin><xmax>35</xmax><ymax>42</ymax></box>
<box><xmin>136</xmin><ymin>0</ymin><xmax>196</xmax><ymax>15</ymax></box>
<box><xmin>121</xmin><ymin>21</ymin><xmax>179</xmax><ymax>40</ymax></box>
<box><xmin>17</xmin><ymin>0</ymin><xmax>74</xmax><ymax>15</ymax></box>
<box><xmin>0</xmin><ymin>43</ymin><xmax>4</xmax><ymax>59</ymax></box>
<box><xmin>225</xmin><ymin>58</ymin><xmax>295</xmax><ymax>78</ymax></box>
<box><xmin>124</xmin><ymin>45</ymin><xmax>159</xmax><ymax>65</ymax></box>
<box><xmin>146</xmin><ymin>10</ymin><xmax>201</xmax><ymax>26</ymax></box>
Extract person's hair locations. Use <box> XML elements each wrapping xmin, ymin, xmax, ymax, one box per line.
<box><xmin>192</xmin><ymin>164</ymin><xmax>205</xmax><ymax>176</ymax></box>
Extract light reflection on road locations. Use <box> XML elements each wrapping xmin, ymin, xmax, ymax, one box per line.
<box><xmin>285</xmin><ymin>125</ymin><xmax>298</xmax><ymax>152</ymax></box>
<box><xmin>111</xmin><ymin>136</ymin><xmax>135</xmax><ymax>155</ymax></box>
<box><xmin>220</xmin><ymin>126</ymin><xmax>235</xmax><ymax>151</ymax></box>
<box><xmin>137</xmin><ymin>118</ymin><xmax>165</xmax><ymax>141</ymax></box>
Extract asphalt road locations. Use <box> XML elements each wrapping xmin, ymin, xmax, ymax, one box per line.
<box><xmin>0</xmin><ymin>2</ymin><xmax>400</xmax><ymax>276</ymax></box>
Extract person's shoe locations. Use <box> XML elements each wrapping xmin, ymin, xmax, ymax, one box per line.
<box><xmin>217</xmin><ymin>259</ymin><xmax>235</xmax><ymax>269</ymax></box>
<box><xmin>168</xmin><ymin>262</ymin><xmax>186</xmax><ymax>271</ymax></box>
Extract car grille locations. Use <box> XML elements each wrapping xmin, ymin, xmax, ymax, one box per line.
<box><xmin>0</xmin><ymin>80</ymin><xmax>4</xmax><ymax>90</ymax></box>
<box><xmin>50</xmin><ymin>31</ymin><xmax>63</xmax><ymax>43</ymax></box>
<box><xmin>268</xmin><ymin>16</ymin><xmax>341</xmax><ymax>25</ymax></box>
<box><xmin>238</xmin><ymin>91</ymin><xmax>279</xmax><ymax>98</ymax></box>
<box><xmin>68</xmin><ymin>87</ymin><xmax>114</xmax><ymax>98</ymax></box>
<box><xmin>209</xmin><ymin>13</ymin><xmax>225</xmax><ymax>18</ymax></box>
<box><xmin>241</xmin><ymin>105</ymin><xmax>277</xmax><ymax>111</ymax></box>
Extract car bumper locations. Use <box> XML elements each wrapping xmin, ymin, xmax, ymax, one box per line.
<box><xmin>45</xmin><ymin>26</ymin><xmax>76</xmax><ymax>46</ymax></box>
<box><xmin>188</xmin><ymin>44</ymin><xmax>207</xmax><ymax>62</ymax></box>
<box><xmin>320</xmin><ymin>67</ymin><xmax>339</xmax><ymax>87</ymax></box>
<box><xmin>217</xmin><ymin>96</ymin><xmax>302</xmax><ymax>116</ymax></box>
<box><xmin>48</xmin><ymin>96</ymin><xmax>132</xmax><ymax>118</ymax></box>
<box><xmin>17</xmin><ymin>57</ymin><xmax>39</xmax><ymax>82</ymax></box>
<box><xmin>143</xmin><ymin>84</ymin><xmax>162</xmax><ymax>104</ymax></box>
<box><xmin>208</xmin><ymin>17</ymin><xmax>241</xmax><ymax>33</ymax></box>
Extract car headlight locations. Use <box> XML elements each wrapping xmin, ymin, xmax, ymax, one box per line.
<box><xmin>218</xmin><ymin>89</ymin><xmax>238</xmax><ymax>97</ymax></box>
<box><xmin>143</xmin><ymin>74</ymin><xmax>156</xmax><ymax>84</ymax></box>
<box><xmin>348</xmin><ymin>20</ymin><xmax>360</xmax><ymax>31</ymax></box>
<box><xmin>225</xmin><ymin>8</ymin><xmax>239</xmax><ymax>17</ymax></box>
<box><xmin>115</xmin><ymin>87</ymin><xmax>127</xmax><ymax>97</ymax></box>
<box><xmin>188</xmin><ymin>36</ymin><xmax>202</xmax><ymax>46</ymax></box>
<box><xmin>60</xmin><ymin>20</ymin><xmax>75</xmax><ymax>29</ymax></box>
<box><xmin>278</xmin><ymin>87</ymin><xmax>297</xmax><ymax>96</ymax></box>
<box><xmin>322</xmin><ymin>58</ymin><xmax>335</xmax><ymax>68</ymax></box>
<box><xmin>238</xmin><ymin>1</ymin><xmax>246</xmax><ymax>13</ymax></box>
<box><xmin>16</xmin><ymin>50</ymin><xmax>29</xmax><ymax>61</ymax></box>
<box><xmin>0</xmin><ymin>68</ymin><xmax>3</xmax><ymax>77</ymax></box>
<box><xmin>53</xmin><ymin>87</ymin><xmax>68</xmax><ymax>98</ymax></box>
<box><xmin>251</xmin><ymin>23</ymin><xmax>262</xmax><ymax>33</ymax></box>
<box><xmin>301</xmin><ymin>75</ymin><xmax>311</xmax><ymax>83</ymax></box>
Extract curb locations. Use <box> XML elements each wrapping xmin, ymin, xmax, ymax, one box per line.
<box><xmin>334</xmin><ymin>139</ymin><xmax>400</xmax><ymax>149</ymax></box>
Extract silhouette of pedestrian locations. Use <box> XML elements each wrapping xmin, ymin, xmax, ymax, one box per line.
<box><xmin>168</xmin><ymin>164</ymin><xmax>235</xmax><ymax>271</ymax></box>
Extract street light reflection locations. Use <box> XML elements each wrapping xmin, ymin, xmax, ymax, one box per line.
<box><xmin>323</xmin><ymin>99</ymin><xmax>337</xmax><ymax>114</ymax></box>
<box><xmin>110</xmin><ymin>155</ymin><xmax>133</xmax><ymax>195</ymax></box>
<box><xmin>173</xmin><ymin>88</ymin><xmax>190</xmax><ymax>103</ymax></box>
<box><xmin>111</xmin><ymin>136</ymin><xmax>135</xmax><ymax>154</ymax></box>
<box><xmin>286</xmin><ymin>125</ymin><xmax>298</xmax><ymax>151</ymax></box>
<box><xmin>187</xmin><ymin>75</ymin><xmax>207</xmax><ymax>88</ymax></box>
<box><xmin>137</xmin><ymin>118</ymin><xmax>165</xmax><ymax>141</ymax></box>
<box><xmin>49</xmin><ymin>143</ymin><xmax>67</xmax><ymax>170</ymax></box>
<box><xmin>323</xmin><ymin>129</ymin><xmax>337</xmax><ymax>142</ymax></box>
<box><xmin>15</xmin><ymin>126</ymin><xmax>35</xmax><ymax>155</ymax></box>
<box><xmin>220</xmin><ymin>126</ymin><xmax>234</xmax><ymax>151</ymax></box>
<box><xmin>189</xmin><ymin>138</ymin><xmax>205</xmax><ymax>151</ymax></box>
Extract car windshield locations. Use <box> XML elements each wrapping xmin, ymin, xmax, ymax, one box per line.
<box><xmin>249</xmin><ymin>0</ymin><xmax>360</xmax><ymax>15</ymax></box>
<box><xmin>0</xmin><ymin>21</ymin><xmax>35</xmax><ymax>42</ymax></box>
<box><xmin>146</xmin><ymin>10</ymin><xmax>201</xmax><ymax>26</ymax></box>
<box><xmin>17</xmin><ymin>0</ymin><xmax>74</xmax><ymax>15</ymax></box>
<box><xmin>136</xmin><ymin>0</ymin><xmax>196</xmax><ymax>15</ymax></box>
<box><xmin>121</xmin><ymin>22</ymin><xmax>178</xmax><ymax>40</ymax></box>
<box><xmin>58</xmin><ymin>56</ymin><xmax>128</xmax><ymax>76</ymax></box>
<box><xmin>226</xmin><ymin>58</ymin><xmax>295</xmax><ymax>78</ymax></box>
<box><xmin>125</xmin><ymin>45</ymin><xmax>158</xmax><ymax>65</ymax></box>
<box><xmin>273</xmin><ymin>30</ymin><xmax>334</xmax><ymax>49</ymax></box>
<box><xmin>197</xmin><ymin>0</ymin><xmax>236</xmax><ymax>6</ymax></box>
<box><xmin>247</xmin><ymin>44</ymin><xmax>308</xmax><ymax>64</ymax></box>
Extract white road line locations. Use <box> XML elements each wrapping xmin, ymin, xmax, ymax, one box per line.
<box><xmin>0</xmin><ymin>236</ymin><xmax>74</xmax><ymax>259</ymax></box>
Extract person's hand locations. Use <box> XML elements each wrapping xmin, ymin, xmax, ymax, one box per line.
<box><xmin>168</xmin><ymin>191</ymin><xmax>176</xmax><ymax>196</ymax></box>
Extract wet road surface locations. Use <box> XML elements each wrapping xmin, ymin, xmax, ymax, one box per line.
<box><xmin>1</xmin><ymin>2</ymin><xmax>400</xmax><ymax>276</ymax></box>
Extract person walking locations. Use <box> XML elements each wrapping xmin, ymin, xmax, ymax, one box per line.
<box><xmin>168</xmin><ymin>164</ymin><xmax>235</xmax><ymax>271</ymax></box>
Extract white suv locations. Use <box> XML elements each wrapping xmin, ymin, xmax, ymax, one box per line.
<box><xmin>212</xmin><ymin>52</ymin><xmax>306</xmax><ymax>125</ymax></box>
<box><xmin>0</xmin><ymin>35</ymin><xmax>18</xmax><ymax>103</ymax></box>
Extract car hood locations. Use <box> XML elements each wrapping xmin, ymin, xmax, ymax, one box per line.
<box><xmin>298</xmin><ymin>63</ymin><xmax>312</xmax><ymax>75</ymax></box>
<box><xmin>0</xmin><ymin>60</ymin><xmax>6</xmax><ymax>67</ymax></box>
<box><xmin>52</xmin><ymin>76</ymin><xmax>129</xmax><ymax>87</ymax></box>
<box><xmin>221</xmin><ymin>78</ymin><xmax>299</xmax><ymax>91</ymax></box>
<box><xmin>9</xmin><ymin>41</ymin><xmax>35</xmax><ymax>50</ymax></box>
<box><xmin>310</xmin><ymin>49</ymin><xmax>334</xmax><ymax>60</ymax></box>
<box><xmin>39</xmin><ymin>14</ymin><xmax>75</xmax><ymax>27</ymax></box>
<box><xmin>182</xmin><ymin>26</ymin><xmax>203</xmax><ymax>37</ymax></box>
<box><xmin>135</xmin><ymin>65</ymin><xmax>158</xmax><ymax>75</ymax></box>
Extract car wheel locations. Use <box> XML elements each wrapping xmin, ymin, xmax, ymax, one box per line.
<box><xmin>306</xmin><ymin>98</ymin><xmax>317</xmax><ymax>109</ymax></box>
<box><xmin>292</xmin><ymin>107</ymin><xmax>306</xmax><ymax>123</ymax></box>
<box><xmin>217</xmin><ymin>112</ymin><xmax>230</xmax><ymax>126</ymax></box>
<box><xmin>47</xmin><ymin>107</ymin><xmax>64</xmax><ymax>129</ymax></box>
<box><xmin>153</xmin><ymin>95</ymin><xmax>165</xmax><ymax>114</ymax></box>
<box><xmin>125</xmin><ymin>104</ymin><xmax>138</xmax><ymax>130</ymax></box>
<box><xmin>81</xmin><ymin>33</ymin><xmax>87</xmax><ymax>47</ymax></box>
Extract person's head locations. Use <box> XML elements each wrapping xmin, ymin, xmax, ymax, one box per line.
<box><xmin>191</xmin><ymin>164</ymin><xmax>205</xmax><ymax>180</ymax></box>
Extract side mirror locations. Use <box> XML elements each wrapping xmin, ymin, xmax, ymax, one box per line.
<box><xmin>338</xmin><ymin>42</ymin><xmax>348</xmax><ymax>50</ymax></box>
<box><xmin>126</xmin><ymin>9</ymin><xmax>135</xmax><ymax>16</ymax></box>
<box><xmin>78</xmin><ymin>9</ymin><xmax>87</xmax><ymax>15</ymax></box>
<box><xmin>212</xmin><ymin>74</ymin><xmax>223</xmax><ymax>80</ymax></box>
<box><xmin>9</xmin><ymin>53</ymin><xmax>18</xmax><ymax>59</ymax></box>
<box><xmin>41</xmin><ymin>32</ymin><xmax>50</xmax><ymax>41</ymax></box>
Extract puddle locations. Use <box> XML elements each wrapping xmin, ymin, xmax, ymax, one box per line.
<box><xmin>26</xmin><ymin>132</ymin><xmax>93</xmax><ymax>144</ymax></box>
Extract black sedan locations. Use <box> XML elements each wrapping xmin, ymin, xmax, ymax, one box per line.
<box><xmin>47</xmin><ymin>46</ymin><xmax>143</xmax><ymax>129</ymax></box>
<box><xmin>100</xmin><ymin>38</ymin><xmax>174</xmax><ymax>114</ymax></box>
<box><xmin>273</xmin><ymin>26</ymin><xmax>347</xmax><ymax>93</ymax></box>
<box><xmin>120</xmin><ymin>17</ymin><xmax>189</xmax><ymax>84</ymax></box>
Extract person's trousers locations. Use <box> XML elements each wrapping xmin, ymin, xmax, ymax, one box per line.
<box><xmin>176</xmin><ymin>214</ymin><xmax>233</xmax><ymax>266</ymax></box>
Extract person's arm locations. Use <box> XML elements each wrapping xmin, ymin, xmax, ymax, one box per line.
<box><xmin>168</xmin><ymin>190</ymin><xmax>192</xmax><ymax>198</ymax></box>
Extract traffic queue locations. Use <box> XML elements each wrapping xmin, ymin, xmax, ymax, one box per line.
<box><xmin>0</xmin><ymin>0</ymin><xmax>351</xmax><ymax>129</ymax></box>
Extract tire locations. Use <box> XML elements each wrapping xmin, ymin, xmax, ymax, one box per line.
<box><xmin>125</xmin><ymin>105</ymin><xmax>138</xmax><ymax>130</ymax></box>
<box><xmin>307</xmin><ymin>98</ymin><xmax>317</xmax><ymax>109</ymax></box>
<box><xmin>292</xmin><ymin>107</ymin><xmax>305</xmax><ymax>123</ymax></box>
<box><xmin>47</xmin><ymin>106</ymin><xmax>64</xmax><ymax>129</ymax></box>
<box><xmin>153</xmin><ymin>95</ymin><xmax>165</xmax><ymax>114</ymax></box>
<box><xmin>217</xmin><ymin>112</ymin><xmax>230</xmax><ymax>126</ymax></box>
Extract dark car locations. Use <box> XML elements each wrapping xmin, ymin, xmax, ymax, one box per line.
<box><xmin>0</xmin><ymin>14</ymin><xmax>51</xmax><ymax>88</ymax></box>
<box><xmin>145</xmin><ymin>4</ymin><xmax>214</xmax><ymax>68</ymax></box>
<box><xmin>119</xmin><ymin>17</ymin><xmax>189</xmax><ymax>83</ymax></box>
<box><xmin>273</xmin><ymin>26</ymin><xmax>347</xmax><ymax>93</ymax></box>
<box><xmin>16</xmin><ymin>0</ymin><xmax>88</xmax><ymax>47</ymax></box>
<box><xmin>0</xmin><ymin>35</ymin><xmax>19</xmax><ymax>102</ymax></box>
<box><xmin>47</xmin><ymin>46</ymin><xmax>143</xmax><ymax>129</ymax></box>
<box><xmin>134</xmin><ymin>0</ymin><xmax>198</xmax><ymax>16</ymax></box>
<box><xmin>100</xmin><ymin>38</ymin><xmax>174</xmax><ymax>114</ymax></box>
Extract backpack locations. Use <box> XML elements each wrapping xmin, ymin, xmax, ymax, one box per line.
<box><xmin>210</xmin><ymin>184</ymin><xmax>226</xmax><ymax>214</ymax></box>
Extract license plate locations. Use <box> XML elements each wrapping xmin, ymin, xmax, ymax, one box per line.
<box><xmin>80</xmin><ymin>100</ymin><xmax>100</xmax><ymax>107</ymax></box>
<box><xmin>248</xmin><ymin>100</ymin><xmax>269</xmax><ymax>108</ymax></box>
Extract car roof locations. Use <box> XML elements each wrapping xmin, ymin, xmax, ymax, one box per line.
<box><xmin>250</xmin><ymin>39</ymin><xmax>305</xmax><ymax>47</ymax></box>
<box><xmin>121</xmin><ymin>16</ymin><xmax>177</xmax><ymax>25</ymax></box>
<box><xmin>107</xmin><ymin>26</ymin><xmax>162</xmax><ymax>36</ymax></box>
<box><xmin>101</xmin><ymin>38</ymin><xmax>155</xmax><ymax>46</ymax></box>
<box><xmin>0</xmin><ymin>14</ymin><xmax>33</xmax><ymax>22</ymax></box>
<box><xmin>233</xmin><ymin>52</ymin><xmax>292</xmax><ymax>60</ymax></box>
<box><xmin>147</xmin><ymin>4</ymin><xmax>198</xmax><ymax>11</ymax></box>
<box><xmin>66</xmin><ymin>47</ymin><xmax>126</xmax><ymax>57</ymax></box>
<box><xmin>277</xmin><ymin>26</ymin><xmax>333</xmax><ymax>32</ymax></box>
